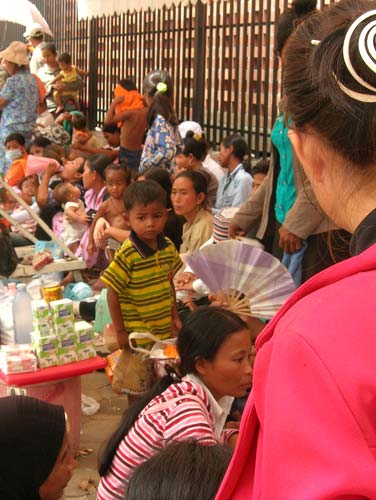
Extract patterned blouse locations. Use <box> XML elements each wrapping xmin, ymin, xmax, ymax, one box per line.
<box><xmin>139</xmin><ymin>114</ymin><xmax>182</xmax><ymax>172</ymax></box>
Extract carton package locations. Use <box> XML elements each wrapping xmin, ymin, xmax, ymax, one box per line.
<box><xmin>31</xmin><ymin>333</ymin><xmax>59</xmax><ymax>368</ymax></box>
<box><xmin>0</xmin><ymin>345</ymin><xmax>38</xmax><ymax>374</ymax></box>
<box><xmin>32</xmin><ymin>300</ymin><xmax>51</xmax><ymax>321</ymax></box>
<box><xmin>54</xmin><ymin>321</ymin><xmax>75</xmax><ymax>337</ymax></box>
<box><xmin>76</xmin><ymin>342</ymin><xmax>96</xmax><ymax>361</ymax></box>
<box><xmin>58</xmin><ymin>333</ymin><xmax>78</xmax><ymax>364</ymax></box>
<box><xmin>75</xmin><ymin>321</ymin><xmax>96</xmax><ymax>360</ymax></box>
<box><xmin>33</xmin><ymin>321</ymin><xmax>54</xmax><ymax>337</ymax></box>
<box><xmin>49</xmin><ymin>298</ymin><xmax>74</xmax><ymax>319</ymax></box>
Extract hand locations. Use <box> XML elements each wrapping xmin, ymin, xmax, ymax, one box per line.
<box><xmin>228</xmin><ymin>221</ymin><xmax>246</xmax><ymax>239</ymax></box>
<box><xmin>171</xmin><ymin>309</ymin><xmax>183</xmax><ymax>337</ymax></box>
<box><xmin>175</xmin><ymin>272</ymin><xmax>196</xmax><ymax>291</ymax></box>
<box><xmin>225</xmin><ymin>420</ymin><xmax>241</xmax><ymax>429</ymax></box>
<box><xmin>76</xmin><ymin>212</ymin><xmax>91</xmax><ymax>225</ymax></box>
<box><xmin>46</xmin><ymin>161</ymin><xmax>61</xmax><ymax>179</ymax></box>
<box><xmin>94</xmin><ymin>217</ymin><xmax>110</xmax><ymax>242</ymax></box>
<box><xmin>278</xmin><ymin>225</ymin><xmax>302</xmax><ymax>254</ymax></box>
<box><xmin>87</xmin><ymin>241</ymin><xmax>96</xmax><ymax>255</ymax></box>
<box><xmin>113</xmin><ymin>95</ymin><xmax>125</xmax><ymax>105</ymax></box>
<box><xmin>116</xmin><ymin>329</ymin><xmax>129</xmax><ymax>350</ymax></box>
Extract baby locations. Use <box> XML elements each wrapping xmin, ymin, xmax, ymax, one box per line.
<box><xmin>88</xmin><ymin>163</ymin><xmax>131</xmax><ymax>259</ymax></box>
<box><xmin>53</xmin><ymin>181</ymin><xmax>90</xmax><ymax>252</ymax></box>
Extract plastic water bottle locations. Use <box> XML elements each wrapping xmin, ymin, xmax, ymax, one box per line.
<box><xmin>12</xmin><ymin>284</ymin><xmax>33</xmax><ymax>344</ymax></box>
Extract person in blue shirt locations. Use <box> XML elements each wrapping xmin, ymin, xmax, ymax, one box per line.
<box><xmin>213</xmin><ymin>134</ymin><xmax>253</xmax><ymax>214</ymax></box>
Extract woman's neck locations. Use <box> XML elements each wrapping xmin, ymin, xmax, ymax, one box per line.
<box><xmin>339</xmin><ymin>192</ymin><xmax>376</xmax><ymax>233</ymax></box>
<box><xmin>227</xmin><ymin>157</ymin><xmax>241</xmax><ymax>173</ymax></box>
<box><xmin>184</xmin><ymin>206</ymin><xmax>201</xmax><ymax>223</ymax></box>
<box><xmin>92</xmin><ymin>179</ymin><xmax>105</xmax><ymax>196</ymax></box>
<box><xmin>189</xmin><ymin>159</ymin><xmax>202</xmax><ymax>171</ymax></box>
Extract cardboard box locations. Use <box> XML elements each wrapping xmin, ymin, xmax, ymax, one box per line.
<box><xmin>76</xmin><ymin>341</ymin><xmax>96</xmax><ymax>360</ymax></box>
<box><xmin>49</xmin><ymin>298</ymin><xmax>74</xmax><ymax>319</ymax></box>
<box><xmin>31</xmin><ymin>333</ymin><xmax>59</xmax><ymax>368</ymax></box>
<box><xmin>32</xmin><ymin>299</ymin><xmax>50</xmax><ymax>320</ymax></box>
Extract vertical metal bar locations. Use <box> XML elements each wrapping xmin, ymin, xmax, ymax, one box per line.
<box><xmin>240</xmin><ymin>0</ymin><xmax>248</xmax><ymax>137</ymax></box>
<box><xmin>88</xmin><ymin>18</ymin><xmax>98</xmax><ymax>129</ymax></box>
<box><xmin>262</xmin><ymin>0</ymin><xmax>272</xmax><ymax>155</ymax></box>
<box><xmin>219</xmin><ymin>1</ymin><xmax>227</xmax><ymax>143</ymax></box>
<box><xmin>227</xmin><ymin>0</ymin><xmax>234</xmax><ymax>135</ymax></box>
<box><xmin>192</xmin><ymin>0</ymin><xmax>207</xmax><ymax>125</ymax></box>
<box><xmin>213</xmin><ymin>0</ymin><xmax>221</xmax><ymax>147</ymax></box>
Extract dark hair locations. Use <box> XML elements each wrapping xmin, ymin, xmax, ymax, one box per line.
<box><xmin>143</xmin><ymin>70</ymin><xmax>178</xmax><ymax>126</ymax></box>
<box><xmin>144</xmin><ymin>167</ymin><xmax>173</xmax><ymax>208</ymax></box>
<box><xmin>181</xmin><ymin>130</ymin><xmax>207</xmax><ymax>161</ymax></box>
<box><xmin>251</xmin><ymin>158</ymin><xmax>270</xmax><ymax>177</ymax></box>
<box><xmin>85</xmin><ymin>154</ymin><xmax>112</xmax><ymax>180</ymax></box>
<box><xmin>30</xmin><ymin>136</ymin><xmax>51</xmax><ymax>149</ymax></box>
<box><xmin>43</xmin><ymin>144</ymin><xmax>66</xmax><ymax>164</ymax></box>
<box><xmin>275</xmin><ymin>0</ymin><xmax>317</xmax><ymax>55</ymax></box>
<box><xmin>174</xmin><ymin>170</ymin><xmax>208</xmax><ymax>200</ymax></box>
<box><xmin>102</xmin><ymin>124</ymin><xmax>120</xmax><ymax>134</ymax></box>
<box><xmin>124</xmin><ymin>179</ymin><xmax>167</xmax><ymax>210</ymax></box>
<box><xmin>41</xmin><ymin>42</ymin><xmax>57</xmax><ymax>55</ymax></box>
<box><xmin>71</xmin><ymin>114</ymin><xmax>87</xmax><ymax>130</ymax></box>
<box><xmin>119</xmin><ymin>78</ymin><xmax>138</xmax><ymax>91</ymax></box>
<box><xmin>18</xmin><ymin>177</ymin><xmax>33</xmax><ymax>191</ymax></box>
<box><xmin>58</xmin><ymin>52</ymin><xmax>72</xmax><ymax>64</ymax></box>
<box><xmin>126</xmin><ymin>441</ymin><xmax>232</xmax><ymax>500</ymax></box>
<box><xmin>5</xmin><ymin>132</ymin><xmax>25</xmax><ymax>146</ymax></box>
<box><xmin>284</xmin><ymin>0</ymin><xmax>376</xmax><ymax>168</ymax></box>
<box><xmin>98</xmin><ymin>306</ymin><xmax>246</xmax><ymax>477</ymax></box>
<box><xmin>104</xmin><ymin>163</ymin><xmax>131</xmax><ymax>185</ymax></box>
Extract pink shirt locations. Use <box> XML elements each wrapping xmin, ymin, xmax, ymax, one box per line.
<box><xmin>216</xmin><ymin>242</ymin><xmax>376</xmax><ymax>500</ymax></box>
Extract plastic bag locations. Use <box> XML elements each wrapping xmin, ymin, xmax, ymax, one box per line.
<box><xmin>94</xmin><ymin>289</ymin><xmax>112</xmax><ymax>333</ymax></box>
<box><xmin>81</xmin><ymin>394</ymin><xmax>100</xmax><ymax>416</ymax></box>
<box><xmin>112</xmin><ymin>349</ymin><xmax>154</xmax><ymax>395</ymax></box>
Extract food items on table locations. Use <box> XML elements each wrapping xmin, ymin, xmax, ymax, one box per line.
<box><xmin>163</xmin><ymin>344</ymin><xmax>178</xmax><ymax>358</ymax></box>
<box><xmin>41</xmin><ymin>282</ymin><xmax>63</xmax><ymax>303</ymax></box>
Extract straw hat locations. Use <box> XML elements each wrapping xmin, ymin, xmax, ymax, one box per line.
<box><xmin>0</xmin><ymin>41</ymin><xmax>29</xmax><ymax>67</ymax></box>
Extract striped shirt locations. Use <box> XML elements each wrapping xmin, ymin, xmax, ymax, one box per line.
<box><xmin>101</xmin><ymin>231</ymin><xmax>183</xmax><ymax>345</ymax></box>
<box><xmin>97</xmin><ymin>377</ymin><xmax>237</xmax><ymax>500</ymax></box>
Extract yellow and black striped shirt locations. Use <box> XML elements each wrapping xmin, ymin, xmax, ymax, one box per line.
<box><xmin>101</xmin><ymin>231</ymin><xmax>183</xmax><ymax>345</ymax></box>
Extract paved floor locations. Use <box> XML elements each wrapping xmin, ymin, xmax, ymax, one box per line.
<box><xmin>64</xmin><ymin>371</ymin><xmax>129</xmax><ymax>499</ymax></box>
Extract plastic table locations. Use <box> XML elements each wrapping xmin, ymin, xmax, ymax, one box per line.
<box><xmin>0</xmin><ymin>356</ymin><xmax>107</xmax><ymax>452</ymax></box>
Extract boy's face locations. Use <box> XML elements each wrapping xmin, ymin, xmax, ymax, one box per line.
<box><xmin>59</xmin><ymin>61</ymin><xmax>69</xmax><ymax>71</ymax></box>
<box><xmin>105</xmin><ymin>170</ymin><xmax>128</xmax><ymax>200</ymax></box>
<box><xmin>5</xmin><ymin>140</ymin><xmax>25</xmax><ymax>154</ymax></box>
<box><xmin>21</xmin><ymin>179</ymin><xmax>36</xmax><ymax>197</ymax></box>
<box><xmin>103</xmin><ymin>131</ymin><xmax>120</xmax><ymax>148</ymax></box>
<box><xmin>127</xmin><ymin>201</ymin><xmax>167</xmax><ymax>246</ymax></box>
<box><xmin>61</xmin><ymin>157</ymin><xmax>84</xmax><ymax>181</ymax></box>
<box><xmin>29</xmin><ymin>144</ymin><xmax>44</xmax><ymax>157</ymax></box>
<box><xmin>251</xmin><ymin>172</ymin><xmax>266</xmax><ymax>195</ymax></box>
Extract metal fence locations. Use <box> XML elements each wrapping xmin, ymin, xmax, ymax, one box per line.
<box><xmin>0</xmin><ymin>0</ymin><xmax>333</xmax><ymax>157</ymax></box>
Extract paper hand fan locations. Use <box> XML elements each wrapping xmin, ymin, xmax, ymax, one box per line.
<box><xmin>185</xmin><ymin>240</ymin><xmax>296</xmax><ymax>319</ymax></box>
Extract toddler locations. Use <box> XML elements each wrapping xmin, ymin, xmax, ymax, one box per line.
<box><xmin>88</xmin><ymin>163</ymin><xmax>131</xmax><ymax>259</ymax></box>
<box><xmin>50</xmin><ymin>52</ymin><xmax>88</xmax><ymax>113</ymax></box>
<box><xmin>10</xmin><ymin>177</ymin><xmax>40</xmax><ymax>237</ymax></box>
<box><xmin>53</xmin><ymin>181</ymin><xmax>90</xmax><ymax>252</ymax></box>
<box><xmin>4</xmin><ymin>133</ymin><xmax>28</xmax><ymax>186</ymax></box>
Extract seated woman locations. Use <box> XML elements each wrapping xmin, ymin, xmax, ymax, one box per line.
<box><xmin>174</xmin><ymin>131</ymin><xmax>218</xmax><ymax>207</ymax></box>
<box><xmin>0</xmin><ymin>395</ymin><xmax>76</xmax><ymax>500</ymax></box>
<box><xmin>171</xmin><ymin>170</ymin><xmax>213</xmax><ymax>254</ymax></box>
<box><xmin>97</xmin><ymin>306</ymin><xmax>253</xmax><ymax>499</ymax></box>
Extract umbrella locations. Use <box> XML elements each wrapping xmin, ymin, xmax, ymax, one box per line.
<box><xmin>0</xmin><ymin>0</ymin><xmax>53</xmax><ymax>37</ymax></box>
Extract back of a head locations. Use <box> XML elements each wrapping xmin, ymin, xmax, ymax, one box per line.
<box><xmin>144</xmin><ymin>167</ymin><xmax>173</xmax><ymax>197</ymax></box>
<box><xmin>126</xmin><ymin>441</ymin><xmax>232</xmax><ymax>500</ymax></box>
<box><xmin>283</xmin><ymin>0</ymin><xmax>376</xmax><ymax>169</ymax></box>
<box><xmin>143</xmin><ymin>70</ymin><xmax>177</xmax><ymax>126</ymax></box>
<box><xmin>183</xmin><ymin>130</ymin><xmax>207</xmax><ymax>161</ymax></box>
<box><xmin>0</xmin><ymin>396</ymin><xmax>65</xmax><ymax>500</ymax></box>
<box><xmin>58</xmin><ymin>52</ymin><xmax>72</xmax><ymax>65</ymax></box>
<box><xmin>119</xmin><ymin>78</ymin><xmax>138</xmax><ymax>91</ymax></box>
<box><xmin>72</xmin><ymin>113</ymin><xmax>87</xmax><ymax>130</ymax></box>
<box><xmin>221</xmin><ymin>133</ymin><xmax>248</xmax><ymax>162</ymax></box>
<box><xmin>275</xmin><ymin>0</ymin><xmax>317</xmax><ymax>55</ymax></box>
<box><xmin>87</xmin><ymin>153</ymin><xmax>113</xmax><ymax>179</ymax></box>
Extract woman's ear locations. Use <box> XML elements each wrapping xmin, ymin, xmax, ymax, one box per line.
<box><xmin>288</xmin><ymin>129</ymin><xmax>324</xmax><ymax>184</ymax></box>
<box><xmin>195</xmin><ymin>357</ymin><xmax>209</xmax><ymax>377</ymax></box>
<box><xmin>196</xmin><ymin>192</ymin><xmax>206</xmax><ymax>206</ymax></box>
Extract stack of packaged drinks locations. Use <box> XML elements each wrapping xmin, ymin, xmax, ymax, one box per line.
<box><xmin>31</xmin><ymin>298</ymin><xmax>96</xmax><ymax>368</ymax></box>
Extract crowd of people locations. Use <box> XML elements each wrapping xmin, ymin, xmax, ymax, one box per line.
<box><xmin>1</xmin><ymin>0</ymin><xmax>376</xmax><ymax>498</ymax></box>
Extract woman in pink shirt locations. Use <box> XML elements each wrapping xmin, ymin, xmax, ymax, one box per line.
<box><xmin>216</xmin><ymin>1</ymin><xmax>376</xmax><ymax>499</ymax></box>
<box><xmin>97</xmin><ymin>306</ymin><xmax>253</xmax><ymax>499</ymax></box>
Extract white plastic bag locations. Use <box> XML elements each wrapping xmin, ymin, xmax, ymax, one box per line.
<box><xmin>81</xmin><ymin>394</ymin><xmax>100</xmax><ymax>416</ymax></box>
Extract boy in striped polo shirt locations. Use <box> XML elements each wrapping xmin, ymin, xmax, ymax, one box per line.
<box><xmin>101</xmin><ymin>180</ymin><xmax>183</xmax><ymax>391</ymax></box>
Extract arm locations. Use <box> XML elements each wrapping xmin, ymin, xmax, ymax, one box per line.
<box><xmin>102</xmin><ymin>226</ymin><xmax>130</xmax><ymax>244</ymax></box>
<box><xmin>69</xmin><ymin>142</ymin><xmax>118</xmax><ymax>160</ymax></box>
<box><xmin>50</xmin><ymin>74</ymin><xmax>62</xmax><ymax>85</ymax></box>
<box><xmin>65</xmin><ymin>204</ymin><xmax>90</xmax><ymax>224</ymax></box>
<box><xmin>36</xmin><ymin>162</ymin><xmax>61</xmax><ymax>209</ymax></box>
<box><xmin>253</xmin><ymin>330</ymin><xmax>376</xmax><ymax>499</ymax></box>
<box><xmin>10</xmin><ymin>202</ymin><xmax>40</xmax><ymax>223</ymax></box>
<box><xmin>0</xmin><ymin>96</ymin><xmax>8</xmax><ymax>110</ymax></box>
<box><xmin>231</xmin><ymin>175</ymin><xmax>254</xmax><ymax>209</ymax></box>
<box><xmin>104</xmin><ymin>97</ymin><xmax>133</xmax><ymax>125</ymax></box>
<box><xmin>87</xmin><ymin>203</ymin><xmax>107</xmax><ymax>253</ymax></box>
<box><xmin>106</xmin><ymin>287</ymin><xmax>129</xmax><ymax>349</ymax></box>
<box><xmin>75</xmin><ymin>67</ymin><xmax>89</xmax><ymax>77</ymax></box>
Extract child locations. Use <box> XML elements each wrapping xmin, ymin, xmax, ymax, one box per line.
<box><xmin>139</xmin><ymin>70</ymin><xmax>182</xmax><ymax>172</ymax></box>
<box><xmin>50</xmin><ymin>52</ymin><xmax>88</xmax><ymax>113</ymax></box>
<box><xmin>113</xmin><ymin>79</ymin><xmax>144</xmax><ymax>128</ymax></box>
<box><xmin>4</xmin><ymin>133</ymin><xmax>28</xmax><ymax>187</ymax></box>
<box><xmin>71</xmin><ymin>113</ymin><xmax>98</xmax><ymax>149</ymax></box>
<box><xmin>10</xmin><ymin>177</ymin><xmax>40</xmax><ymax>237</ymax></box>
<box><xmin>53</xmin><ymin>181</ymin><xmax>90</xmax><ymax>252</ymax></box>
<box><xmin>87</xmin><ymin>163</ymin><xmax>131</xmax><ymax>258</ymax></box>
<box><xmin>100</xmin><ymin>180</ymin><xmax>183</xmax><ymax>391</ymax></box>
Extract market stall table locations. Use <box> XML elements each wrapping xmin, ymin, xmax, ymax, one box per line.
<box><xmin>0</xmin><ymin>356</ymin><xmax>107</xmax><ymax>452</ymax></box>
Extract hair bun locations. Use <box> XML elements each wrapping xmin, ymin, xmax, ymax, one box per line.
<box><xmin>292</xmin><ymin>0</ymin><xmax>317</xmax><ymax>16</ymax></box>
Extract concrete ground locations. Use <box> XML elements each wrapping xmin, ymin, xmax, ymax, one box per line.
<box><xmin>64</xmin><ymin>371</ymin><xmax>129</xmax><ymax>499</ymax></box>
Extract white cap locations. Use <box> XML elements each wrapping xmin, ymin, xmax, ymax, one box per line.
<box><xmin>24</xmin><ymin>22</ymin><xmax>44</xmax><ymax>38</ymax></box>
<box><xmin>178</xmin><ymin>121</ymin><xmax>203</xmax><ymax>139</ymax></box>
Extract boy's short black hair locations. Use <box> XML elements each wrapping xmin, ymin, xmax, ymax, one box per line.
<box><xmin>119</xmin><ymin>79</ymin><xmax>138</xmax><ymax>91</ymax></box>
<box><xmin>71</xmin><ymin>114</ymin><xmax>87</xmax><ymax>130</ymax></box>
<box><xmin>251</xmin><ymin>158</ymin><xmax>270</xmax><ymax>177</ymax></box>
<box><xmin>124</xmin><ymin>180</ymin><xmax>167</xmax><ymax>211</ymax></box>
<box><xmin>102</xmin><ymin>124</ymin><xmax>120</xmax><ymax>134</ymax></box>
<box><xmin>5</xmin><ymin>132</ymin><xmax>25</xmax><ymax>146</ymax></box>
<box><xmin>104</xmin><ymin>163</ymin><xmax>131</xmax><ymax>185</ymax></box>
<box><xmin>58</xmin><ymin>52</ymin><xmax>72</xmax><ymax>64</ymax></box>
